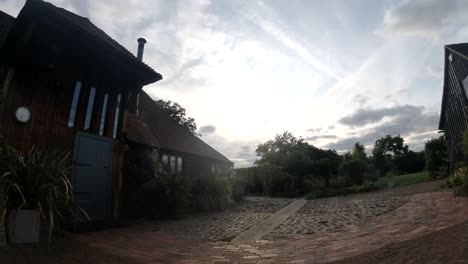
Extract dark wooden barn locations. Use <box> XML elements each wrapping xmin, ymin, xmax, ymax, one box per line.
<box><xmin>0</xmin><ymin>0</ymin><xmax>162</xmax><ymax>223</ymax></box>
<box><xmin>439</xmin><ymin>43</ymin><xmax>468</xmax><ymax>169</ymax></box>
<box><xmin>126</xmin><ymin>91</ymin><xmax>233</xmax><ymax>179</ymax></box>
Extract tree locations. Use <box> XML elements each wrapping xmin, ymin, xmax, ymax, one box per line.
<box><xmin>374</xmin><ymin>135</ymin><xmax>409</xmax><ymax>156</ymax></box>
<box><xmin>372</xmin><ymin>135</ymin><xmax>409</xmax><ymax>176</ymax></box>
<box><xmin>340</xmin><ymin>159</ymin><xmax>368</xmax><ymax>186</ymax></box>
<box><xmin>352</xmin><ymin>142</ymin><xmax>367</xmax><ymax>160</ymax></box>
<box><xmin>393</xmin><ymin>150</ymin><xmax>425</xmax><ymax>174</ymax></box>
<box><xmin>425</xmin><ymin>136</ymin><xmax>448</xmax><ymax>178</ymax></box>
<box><xmin>156</xmin><ymin>99</ymin><xmax>199</xmax><ymax>136</ymax></box>
<box><xmin>255</xmin><ymin>132</ymin><xmax>337</xmax><ymax>192</ymax></box>
<box><xmin>371</xmin><ymin>146</ymin><xmax>391</xmax><ymax>176</ymax></box>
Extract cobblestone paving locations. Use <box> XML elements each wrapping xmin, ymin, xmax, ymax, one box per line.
<box><xmin>153</xmin><ymin>196</ymin><xmax>293</xmax><ymax>241</ymax></box>
<box><xmin>269</xmin><ymin>179</ymin><xmax>446</xmax><ymax>237</ymax></box>
<box><xmin>272</xmin><ymin>196</ymin><xmax>410</xmax><ymax>235</ymax></box>
<box><xmin>74</xmin><ymin>191</ymin><xmax>468</xmax><ymax>264</ymax></box>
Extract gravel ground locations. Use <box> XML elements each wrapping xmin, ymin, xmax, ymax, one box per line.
<box><xmin>152</xmin><ymin>196</ymin><xmax>293</xmax><ymax>241</ymax></box>
<box><xmin>272</xmin><ymin>196</ymin><xmax>410</xmax><ymax>235</ymax></box>
<box><xmin>270</xmin><ymin>179</ymin><xmax>446</xmax><ymax>237</ymax></box>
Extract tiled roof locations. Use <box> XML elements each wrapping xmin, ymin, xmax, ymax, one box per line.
<box><xmin>0</xmin><ymin>10</ymin><xmax>14</xmax><ymax>51</ymax></box>
<box><xmin>17</xmin><ymin>0</ymin><xmax>162</xmax><ymax>84</ymax></box>
<box><xmin>127</xmin><ymin>91</ymin><xmax>233</xmax><ymax>165</ymax></box>
<box><xmin>446</xmin><ymin>43</ymin><xmax>468</xmax><ymax>59</ymax></box>
<box><xmin>126</xmin><ymin>114</ymin><xmax>160</xmax><ymax>148</ymax></box>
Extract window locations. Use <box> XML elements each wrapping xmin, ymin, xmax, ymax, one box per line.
<box><xmin>449</xmin><ymin>53</ymin><xmax>453</xmax><ymax>62</ymax></box>
<box><xmin>112</xmin><ymin>93</ymin><xmax>122</xmax><ymax>139</ymax></box>
<box><xmin>99</xmin><ymin>93</ymin><xmax>109</xmax><ymax>136</ymax></box>
<box><xmin>177</xmin><ymin>157</ymin><xmax>183</xmax><ymax>173</ymax></box>
<box><xmin>67</xmin><ymin>81</ymin><xmax>82</xmax><ymax>128</ymax></box>
<box><xmin>463</xmin><ymin>76</ymin><xmax>468</xmax><ymax>100</ymax></box>
<box><xmin>170</xmin><ymin>156</ymin><xmax>176</xmax><ymax>173</ymax></box>
<box><xmin>84</xmin><ymin>87</ymin><xmax>96</xmax><ymax>130</ymax></box>
<box><xmin>162</xmin><ymin>155</ymin><xmax>168</xmax><ymax>165</ymax></box>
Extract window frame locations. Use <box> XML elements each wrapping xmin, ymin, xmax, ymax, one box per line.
<box><xmin>99</xmin><ymin>93</ymin><xmax>109</xmax><ymax>136</ymax></box>
<box><xmin>177</xmin><ymin>157</ymin><xmax>183</xmax><ymax>173</ymax></box>
<box><xmin>169</xmin><ymin>156</ymin><xmax>176</xmax><ymax>173</ymax></box>
<box><xmin>112</xmin><ymin>93</ymin><xmax>122</xmax><ymax>139</ymax></box>
<box><xmin>67</xmin><ymin>81</ymin><xmax>82</xmax><ymax>128</ymax></box>
<box><xmin>84</xmin><ymin>86</ymin><xmax>96</xmax><ymax>130</ymax></box>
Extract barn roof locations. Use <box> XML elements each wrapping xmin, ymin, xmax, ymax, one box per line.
<box><xmin>0</xmin><ymin>10</ymin><xmax>14</xmax><ymax>51</ymax></box>
<box><xmin>439</xmin><ymin>43</ymin><xmax>468</xmax><ymax>130</ymax></box>
<box><xmin>3</xmin><ymin>0</ymin><xmax>162</xmax><ymax>85</ymax></box>
<box><xmin>126</xmin><ymin>91</ymin><xmax>233</xmax><ymax>165</ymax></box>
<box><xmin>126</xmin><ymin>115</ymin><xmax>160</xmax><ymax>148</ymax></box>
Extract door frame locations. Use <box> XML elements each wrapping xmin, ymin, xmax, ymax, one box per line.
<box><xmin>72</xmin><ymin>131</ymin><xmax>114</xmax><ymax>223</ymax></box>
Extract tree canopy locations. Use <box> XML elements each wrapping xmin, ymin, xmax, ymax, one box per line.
<box><xmin>156</xmin><ymin>99</ymin><xmax>199</xmax><ymax>136</ymax></box>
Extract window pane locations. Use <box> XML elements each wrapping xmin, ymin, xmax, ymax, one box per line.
<box><xmin>177</xmin><ymin>157</ymin><xmax>183</xmax><ymax>173</ymax></box>
<box><xmin>170</xmin><ymin>156</ymin><xmax>176</xmax><ymax>173</ymax></box>
<box><xmin>67</xmin><ymin>81</ymin><xmax>82</xmax><ymax>128</ymax></box>
<box><xmin>99</xmin><ymin>93</ymin><xmax>109</xmax><ymax>136</ymax></box>
<box><xmin>112</xmin><ymin>93</ymin><xmax>122</xmax><ymax>139</ymax></box>
<box><xmin>463</xmin><ymin>77</ymin><xmax>468</xmax><ymax>100</ymax></box>
<box><xmin>84</xmin><ymin>87</ymin><xmax>96</xmax><ymax>130</ymax></box>
<box><xmin>162</xmin><ymin>155</ymin><xmax>168</xmax><ymax>165</ymax></box>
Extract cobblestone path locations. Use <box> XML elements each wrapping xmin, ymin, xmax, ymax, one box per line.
<box><xmin>152</xmin><ymin>196</ymin><xmax>293</xmax><ymax>241</ymax></box>
<box><xmin>76</xmin><ymin>191</ymin><xmax>468</xmax><ymax>263</ymax></box>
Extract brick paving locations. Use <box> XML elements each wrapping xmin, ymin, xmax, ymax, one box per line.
<box><xmin>74</xmin><ymin>190</ymin><xmax>468</xmax><ymax>263</ymax></box>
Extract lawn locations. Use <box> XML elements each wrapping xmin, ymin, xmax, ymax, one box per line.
<box><xmin>373</xmin><ymin>171</ymin><xmax>431</xmax><ymax>188</ymax></box>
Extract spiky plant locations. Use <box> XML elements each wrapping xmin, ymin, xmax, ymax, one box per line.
<box><xmin>0</xmin><ymin>143</ymin><xmax>88</xmax><ymax>243</ymax></box>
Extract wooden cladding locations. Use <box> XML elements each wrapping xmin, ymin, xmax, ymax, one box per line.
<box><xmin>442</xmin><ymin>50</ymin><xmax>468</xmax><ymax>168</ymax></box>
<box><xmin>0</xmin><ymin>67</ymin><xmax>127</xmax><ymax>151</ymax></box>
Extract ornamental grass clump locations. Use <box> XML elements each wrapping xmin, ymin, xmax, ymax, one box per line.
<box><xmin>448</xmin><ymin>165</ymin><xmax>468</xmax><ymax>197</ymax></box>
<box><xmin>0</xmin><ymin>143</ymin><xmax>88</xmax><ymax>243</ymax></box>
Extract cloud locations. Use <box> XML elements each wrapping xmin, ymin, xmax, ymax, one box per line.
<box><xmin>198</xmin><ymin>125</ymin><xmax>216</xmax><ymax>135</ymax></box>
<box><xmin>339</xmin><ymin>105</ymin><xmax>424</xmax><ymax>127</ymax></box>
<box><xmin>305</xmin><ymin>135</ymin><xmax>338</xmax><ymax>141</ymax></box>
<box><xmin>201</xmin><ymin>134</ymin><xmax>259</xmax><ymax>168</ymax></box>
<box><xmin>353</xmin><ymin>94</ymin><xmax>368</xmax><ymax>107</ymax></box>
<box><xmin>381</xmin><ymin>0</ymin><xmax>468</xmax><ymax>40</ymax></box>
<box><xmin>306</xmin><ymin>128</ymin><xmax>322</xmax><ymax>133</ymax></box>
<box><xmin>425</xmin><ymin>65</ymin><xmax>443</xmax><ymax>78</ymax></box>
<box><xmin>327</xmin><ymin>104</ymin><xmax>439</xmax><ymax>151</ymax></box>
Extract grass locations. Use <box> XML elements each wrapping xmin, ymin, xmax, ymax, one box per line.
<box><xmin>373</xmin><ymin>171</ymin><xmax>431</xmax><ymax>188</ymax></box>
<box><xmin>305</xmin><ymin>171</ymin><xmax>435</xmax><ymax>200</ymax></box>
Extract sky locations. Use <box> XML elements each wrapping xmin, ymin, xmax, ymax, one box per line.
<box><xmin>1</xmin><ymin>0</ymin><xmax>464</xmax><ymax>168</ymax></box>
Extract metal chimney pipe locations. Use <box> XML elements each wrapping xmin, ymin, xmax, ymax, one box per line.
<box><xmin>137</xmin><ymin>37</ymin><xmax>147</xmax><ymax>61</ymax></box>
<box><xmin>134</xmin><ymin>38</ymin><xmax>147</xmax><ymax>116</ymax></box>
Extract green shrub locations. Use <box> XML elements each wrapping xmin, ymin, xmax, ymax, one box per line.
<box><xmin>425</xmin><ymin>136</ymin><xmax>448</xmax><ymax>179</ymax></box>
<box><xmin>0</xmin><ymin>143</ymin><xmax>87</xmax><ymax>242</ymax></box>
<box><xmin>235</xmin><ymin>165</ymin><xmax>294</xmax><ymax>196</ymax></box>
<box><xmin>448</xmin><ymin>166</ymin><xmax>468</xmax><ymax>196</ymax></box>
<box><xmin>191</xmin><ymin>170</ymin><xmax>239</xmax><ymax>211</ymax></box>
<box><xmin>340</xmin><ymin>159</ymin><xmax>368</xmax><ymax>186</ymax></box>
<box><xmin>122</xmin><ymin>145</ymin><xmax>240</xmax><ymax>219</ymax></box>
<box><xmin>329</xmin><ymin>175</ymin><xmax>346</xmax><ymax>189</ymax></box>
<box><xmin>358</xmin><ymin>181</ymin><xmax>381</xmax><ymax>192</ymax></box>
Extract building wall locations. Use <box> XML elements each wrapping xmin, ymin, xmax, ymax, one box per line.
<box><xmin>0</xmin><ymin>181</ymin><xmax>6</xmax><ymax>246</ymax></box>
<box><xmin>0</xmin><ymin>65</ymin><xmax>132</xmax><ymax>221</ymax></box>
<box><xmin>442</xmin><ymin>50</ymin><xmax>468</xmax><ymax>168</ymax></box>
<box><xmin>159</xmin><ymin>149</ymin><xmax>231</xmax><ymax>179</ymax></box>
<box><xmin>0</xmin><ymin>67</ymin><xmax>126</xmax><ymax>151</ymax></box>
